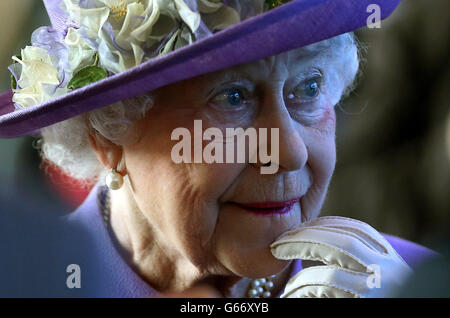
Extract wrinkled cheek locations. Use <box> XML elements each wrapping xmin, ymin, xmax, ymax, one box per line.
<box><xmin>310</xmin><ymin>105</ymin><xmax>337</xmax><ymax>169</ymax></box>
<box><xmin>302</xmin><ymin>106</ymin><xmax>337</xmax><ymax>220</ymax></box>
<box><xmin>315</xmin><ymin>106</ymin><xmax>336</xmax><ymax>134</ymax></box>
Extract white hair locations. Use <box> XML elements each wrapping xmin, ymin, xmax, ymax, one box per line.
<box><xmin>41</xmin><ymin>94</ymin><xmax>154</xmax><ymax>184</ymax></box>
<box><xmin>41</xmin><ymin>33</ymin><xmax>360</xmax><ymax>184</ymax></box>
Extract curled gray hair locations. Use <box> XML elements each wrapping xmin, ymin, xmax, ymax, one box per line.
<box><xmin>41</xmin><ymin>33</ymin><xmax>360</xmax><ymax>183</ymax></box>
<box><xmin>41</xmin><ymin>94</ymin><xmax>154</xmax><ymax>183</ymax></box>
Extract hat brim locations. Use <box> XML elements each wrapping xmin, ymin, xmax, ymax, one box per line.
<box><xmin>0</xmin><ymin>0</ymin><xmax>401</xmax><ymax>138</ymax></box>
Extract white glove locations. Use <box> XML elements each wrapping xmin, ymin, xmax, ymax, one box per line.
<box><xmin>270</xmin><ymin>216</ymin><xmax>413</xmax><ymax>298</ymax></box>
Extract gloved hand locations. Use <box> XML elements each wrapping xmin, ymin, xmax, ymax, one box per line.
<box><xmin>270</xmin><ymin>216</ymin><xmax>413</xmax><ymax>298</ymax></box>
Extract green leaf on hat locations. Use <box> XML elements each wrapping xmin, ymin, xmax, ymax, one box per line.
<box><xmin>11</xmin><ymin>75</ymin><xmax>17</xmax><ymax>90</ymax></box>
<box><xmin>10</xmin><ymin>55</ymin><xmax>21</xmax><ymax>90</ymax></box>
<box><xmin>67</xmin><ymin>53</ymin><xmax>107</xmax><ymax>90</ymax></box>
<box><xmin>265</xmin><ymin>0</ymin><xmax>291</xmax><ymax>10</ymax></box>
<box><xmin>67</xmin><ymin>65</ymin><xmax>108</xmax><ymax>90</ymax></box>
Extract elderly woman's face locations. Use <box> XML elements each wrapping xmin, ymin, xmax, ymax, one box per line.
<box><xmin>122</xmin><ymin>46</ymin><xmax>345</xmax><ymax>278</ymax></box>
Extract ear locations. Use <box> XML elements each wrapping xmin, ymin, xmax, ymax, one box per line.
<box><xmin>88</xmin><ymin>131</ymin><xmax>126</xmax><ymax>175</ymax></box>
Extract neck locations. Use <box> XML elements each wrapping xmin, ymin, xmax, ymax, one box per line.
<box><xmin>108</xmin><ymin>181</ymin><xmax>204</xmax><ymax>292</ymax></box>
<box><xmin>106</xmin><ymin>181</ymin><xmax>293</xmax><ymax>296</ymax></box>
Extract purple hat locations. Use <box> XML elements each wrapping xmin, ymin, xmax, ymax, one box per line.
<box><xmin>0</xmin><ymin>0</ymin><xmax>401</xmax><ymax>138</ymax></box>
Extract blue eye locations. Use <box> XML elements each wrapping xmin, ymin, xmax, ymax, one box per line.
<box><xmin>211</xmin><ymin>87</ymin><xmax>246</xmax><ymax>109</ymax></box>
<box><xmin>291</xmin><ymin>77</ymin><xmax>321</xmax><ymax>100</ymax></box>
<box><xmin>304</xmin><ymin>79</ymin><xmax>319</xmax><ymax>97</ymax></box>
<box><xmin>226</xmin><ymin>88</ymin><xmax>242</xmax><ymax>106</ymax></box>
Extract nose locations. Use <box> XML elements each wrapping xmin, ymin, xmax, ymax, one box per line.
<box><xmin>253</xmin><ymin>86</ymin><xmax>308</xmax><ymax>173</ymax></box>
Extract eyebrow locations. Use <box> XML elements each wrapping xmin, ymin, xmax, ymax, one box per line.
<box><xmin>208</xmin><ymin>69</ymin><xmax>255</xmax><ymax>88</ymax></box>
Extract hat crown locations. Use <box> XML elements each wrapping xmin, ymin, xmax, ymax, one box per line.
<box><xmin>0</xmin><ymin>0</ymin><xmax>403</xmax><ymax>138</ymax></box>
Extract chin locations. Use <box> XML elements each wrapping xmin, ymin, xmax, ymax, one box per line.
<box><xmin>213</xmin><ymin>223</ymin><xmax>296</xmax><ymax>278</ymax></box>
<box><xmin>212</xmin><ymin>200</ymin><xmax>301</xmax><ymax>274</ymax></box>
<box><xmin>216</xmin><ymin>242</ymin><xmax>292</xmax><ymax>279</ymax></box>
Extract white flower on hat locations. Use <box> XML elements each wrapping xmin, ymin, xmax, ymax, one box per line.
<box><xmin>62</xmin><ymin>0</ymin><xmax>206</xmax><ymax>73</ymax></box>
<box><xmin>12</xmin><ymin>46</ymin><xmax>66</xmax><ymax>108</ymax></box>
<box><xmin>198</xmin><ymin>0</ymin><xmax>241</xmax><ymax>31</ymax></box>
<box><xmin>10</xmin><ymin>0</ymin><xmax>244</xmax><ymax>108</ymax></box>
<box><xmin>65</xmin><ymin>27</ymin><xmax>97</xmax><ymax>74</ymax></box>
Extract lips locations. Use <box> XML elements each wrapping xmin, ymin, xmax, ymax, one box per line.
<box><xmin>234</xmin><ymin>198</ymin><xmax>300</xmax><ymax>216</ymax></box>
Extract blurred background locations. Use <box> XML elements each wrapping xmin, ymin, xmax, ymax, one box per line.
<box><xmin>0</xmin><ymin>0</ymin><xmax>448</xmax><ymax>251</ymax></box>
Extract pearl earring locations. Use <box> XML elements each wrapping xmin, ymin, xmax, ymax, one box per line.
<box><xmin>105</xmin><ymin>169</ymin><xmax>124</xmax><ymax>190</ymax></box>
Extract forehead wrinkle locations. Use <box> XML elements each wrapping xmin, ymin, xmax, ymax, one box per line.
<box><xmin>211</xmin><ymin>44</ymin><xmax>331</xmax><ymax>85</ymax></box>
<box><xmin>288</xmin><ymin>47</ymin><xmax>327</xmax><ymax>68</ymax></box>
<box><xmin>227</xmin><ymin>53</ymin><xmax>291</xmax><ymax>83</ymax></box>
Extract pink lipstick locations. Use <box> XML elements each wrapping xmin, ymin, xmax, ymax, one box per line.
<box><xmin>234</xmin><ymin>198</ymin><xmax>300</xmax><ymax>216</ymax></box>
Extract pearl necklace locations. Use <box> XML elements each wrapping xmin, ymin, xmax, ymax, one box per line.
<box><xmin>247</xmin><ymin>276</ymin><xmax>276</xmax><ymax>298</ymax></box>
<box><xmin>97</xmin><ymin>186</ymin><xmax>276</xmax><ymax>298</ymax></box>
